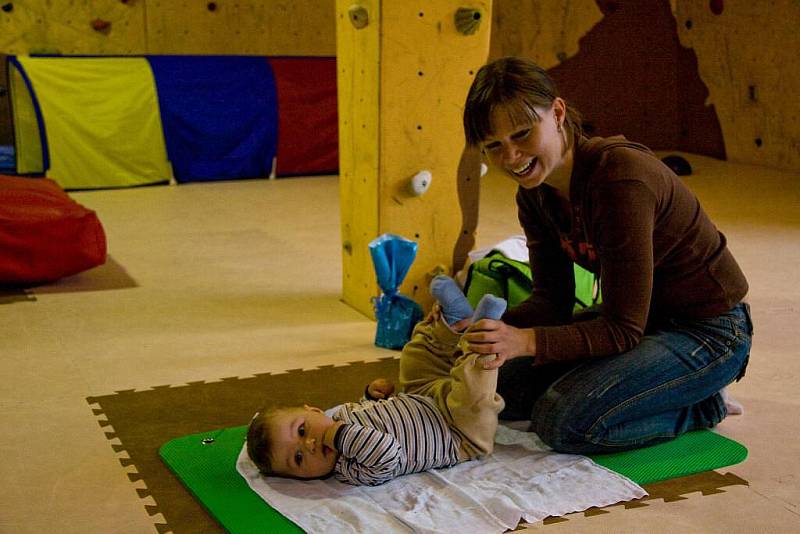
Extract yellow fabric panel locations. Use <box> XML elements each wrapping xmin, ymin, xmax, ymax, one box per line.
<box><xmin>16</xmin><ymin>56</ymin><xmax>173</xmax><ymax>189</ymax></box>
<box><xmin>9</xmin><ymin>62</ymin><xmax>44</xmax><ymax>174</ymax></box>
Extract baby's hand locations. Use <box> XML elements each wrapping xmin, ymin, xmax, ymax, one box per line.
<box><xmin>367</xmin><ymin>378</ymin><xmax>395</xmax><ymax>400</ymax></box>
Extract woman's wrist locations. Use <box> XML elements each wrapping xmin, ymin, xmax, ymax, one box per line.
<box><xmin>526</xmin><ymin>328</ymin><xmax>537</xmax><ymax>356</ymax></box>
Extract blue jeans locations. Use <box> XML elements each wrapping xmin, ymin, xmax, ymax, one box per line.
<box><xmin>497</xmin><ymin>302</ymin><xmax>753</xmax><ymax>454</ymax></box>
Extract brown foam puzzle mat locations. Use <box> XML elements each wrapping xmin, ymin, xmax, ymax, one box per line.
<box><xmin>88</xmin><ymin>357</ymin><xmax>748</xmax><ymax>532</ymax></box>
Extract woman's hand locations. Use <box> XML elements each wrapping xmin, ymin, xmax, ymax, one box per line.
<box><xmin>463</xmin><ymin>319</ymin><xmax>535</xmax><ymax>370</ymax></box>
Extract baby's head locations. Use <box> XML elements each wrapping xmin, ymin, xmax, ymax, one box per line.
<box><xmin>246</xmin><ymin>404</ymin><xmax>338</xmax><ymax>480</ymax></box>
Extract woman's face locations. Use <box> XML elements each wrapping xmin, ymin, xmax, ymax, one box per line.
<box><xmin>480</xmin><ymin>100</ymin><xmax>566</xmax><ymax>189</ymax></box>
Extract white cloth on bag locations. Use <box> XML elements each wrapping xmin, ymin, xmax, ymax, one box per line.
<box><xmin>467</xmin><ymin>235</ymin><xmax>529</xmax><ymax>264</ymax></box>
<box><xmin>236</xmin><ymin>424</ymin><xmax>647</xmax><ymax>533</ymax></box>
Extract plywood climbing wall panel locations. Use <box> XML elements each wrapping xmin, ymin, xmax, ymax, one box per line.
<box><xmin>0</xmin><ymin>1</ymin><xmax>334</xmax><ymax>56</ymax></box>
<box><xmin>145</xmin><ymin>0</ymin><xmax>335</xmax><ymax>56</ymax></box>
<box><xmin>0</xmin><ymin>0</ymin><xmax>147</xmax><ymax>55</ymax></box>
<box><xmin>489</xmin><ymin>0</ymin><xmax>602</xmax><ymax>68</ymax></box>
<box><xmin>336</xmin><ymin>0</ymin><xmax>381</xmax><ymax>317</ymax></box>
<box><xmin>337</xmin><ymin>0</ymin><xmax>492</xmax><ymax>317</ymax></box>
<box><xmin>379</xmin><ymin>1</ymin><xmax>492</xmax><ymax>312</ymax></box>
<box><xmin>674</xmin><ymin>0</ymin><xmax>800</xmax><ymax>171</ymax></box>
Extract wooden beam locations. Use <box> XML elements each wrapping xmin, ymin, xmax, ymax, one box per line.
<box><xmin>337</xmin><ymin>0</ymin><xmax>492</xmax><ymax>317</ymax></box>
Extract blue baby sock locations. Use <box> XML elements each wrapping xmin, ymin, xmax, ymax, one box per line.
<box><xmin>473</xmin><ymin>294</ymin><xmax>507</xmax><ymax>321</ymax></box>
<box><xmin>430</xmin><ymin>275</ymin><xmax>473</xmax><ymax>325</ymax></box>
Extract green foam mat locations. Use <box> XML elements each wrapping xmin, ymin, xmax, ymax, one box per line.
<box><xmin>160</xmin><ymin>428</ymin><xmax>747</xmax><ymax>533</ymax></box>
<box><xmin>160</xmin><ymin>426</ymin><xmax>301</xmax><ymax>534</ymax></box>
<box><xmin>590</xmin><ymin>430</ymin><xmax>747</xmax><ymax>485</ymax></box>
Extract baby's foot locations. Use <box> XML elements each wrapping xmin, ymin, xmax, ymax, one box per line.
<box><xmin>430</xmin><ymin>275</ymin><xmax>473</xmax><ymax>326</ymax></box>
<box><xmin>473</xmin><ymin>294</ymin><xmax>507</xmax><ymax>321</ymax></box>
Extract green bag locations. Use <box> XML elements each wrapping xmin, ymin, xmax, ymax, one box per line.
<box><xmin>464</xmin><ymin>251</ymin><xmax>600</xmax><ymax>312</ymax></box>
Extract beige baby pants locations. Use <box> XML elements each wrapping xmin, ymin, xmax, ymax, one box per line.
<box><xmin>399</xmin><ymin>316</ymin><xmax>505</xmax><ymax>460</ymax></box>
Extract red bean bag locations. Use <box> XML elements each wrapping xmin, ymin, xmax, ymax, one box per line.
<box><xmin>0</xmin><ymin>175</ymin><xmax>107</xmax><ymax>284</ymax></box>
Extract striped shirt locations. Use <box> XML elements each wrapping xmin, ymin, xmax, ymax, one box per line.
<box><xmin>332</xmin><ymin>393</ymin><xmax>462</xmax><ymax>486</ymax></box>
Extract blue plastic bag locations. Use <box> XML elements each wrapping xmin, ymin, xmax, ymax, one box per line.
<box><xmin>369</xmin><ymin>234</ymin><xmax>424</xmax><ymax>350</ymax></box>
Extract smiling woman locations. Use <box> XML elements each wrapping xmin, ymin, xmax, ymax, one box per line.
<box><xmin>464</xmin><ymin>59</ymin><xmax>584</xmax><ymax>195</ymax></box>
<box><xmin>460</xmin><ymin>56</ymin><xmax>752</xmax><ymax>456</ymax></box>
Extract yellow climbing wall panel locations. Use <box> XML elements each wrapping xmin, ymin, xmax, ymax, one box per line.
<box><xmin>0</xmin><ymin>1</ymin><xmax>335</xmax><ymax>56</ymax></box>
<box><xmin>145</xmin><ymin>1</ymin><xmax>334</xmax><ymax>55</ymax></box>
<box><xmin>489</xmin><ymin>0</ymin><xmax>602</xmax><ymax>68</ymax></box>
<box><xmin>337</xmin><ymin>0</ymin><xmax>380</xmax><ymax>318</ymax></box>
<box><xmin>337</xmin><ymin>0</ymin><xmax>492</xmax><ymax>317</ymax></box>
<box><xmin>674</xmin><ymin>0</ymin><xmax>799</xmax><ymax>171</ymax></box>
<box><xmin>0</xmin><ymin>0</ymin><xmax>147</xmax><ymax>55</ymax></box>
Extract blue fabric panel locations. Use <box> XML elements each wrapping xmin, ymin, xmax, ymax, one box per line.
<box><xmin>147</xmin><ymin>56</ymin><xmax>278</xmax><ymax>183</ymax></box>
<box><xmin>0</xmin><ymin>146</ymin><xmax>15</xmax><ymax>173</ymax></box>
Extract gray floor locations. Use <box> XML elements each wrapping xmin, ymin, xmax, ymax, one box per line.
<box><xmin>1</xmin><ymin>152</ymin><xmax>798</xmax><ymax>532</ymax></box>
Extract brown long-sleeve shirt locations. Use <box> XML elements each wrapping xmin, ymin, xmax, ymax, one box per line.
<box><xmin>502</xmin><ymin>135</ymin><xmax>748</xmax><ymax>363</ymax></box>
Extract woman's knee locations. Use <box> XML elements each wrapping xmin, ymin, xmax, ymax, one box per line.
<box><xmin>530</xmin><ymin>386</ymin><xmax>593</xmax><ymax>453</ymax></box>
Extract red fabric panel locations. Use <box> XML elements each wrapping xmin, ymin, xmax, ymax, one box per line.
<box><xmin>0</xmin><ymin>175</ymin><xmax>106</xmax><ymax>284</ymax></box>
<box><xmin>268</xmin><ymin>58</ymin><xmax>338</xmax><ymax>176</ymax></box>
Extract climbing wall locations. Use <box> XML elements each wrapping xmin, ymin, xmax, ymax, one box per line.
<box><xmin>145</xmin><ymin>1</ymin><xmax>334</xmax><ymax>56</ymax></box>
<box><xmin>490</xmin><ymin>0</ymin><xmax>799</xmax><ymax>171</ymax></box>
<box><xmin>0</xmin><ymin>0</ymin><xmax>147</xmax><ymax>55</ymax></box>
<box><xmin>674</xmin><ymin>0</ymin><xmax>799</xmax><ymax>171</ymax></box>
<box><xmin>337</xmin><ymin>0</ymin><xmax>492</xmax><ymax>317</ymax></box>
<box><xmin>489</xmin><ymin>0</ymin><xmax>602</xmax><ymax>69</ymax></box>
<box><xmin>0</xmin><ymin>1</ymin><xmax>335</xmax><ymax>56</ymax></box>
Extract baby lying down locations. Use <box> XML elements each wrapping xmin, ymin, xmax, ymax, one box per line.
<box><xmin>246</xmin><ymin>276</ymin><xmax>507</xmax><ymax>486</ymax></box>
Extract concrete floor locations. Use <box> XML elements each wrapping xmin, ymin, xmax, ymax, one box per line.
<box><xmin>1</xmin><ymin>153</ymin><xmax>798</xmax><ymax>532</ymax></box>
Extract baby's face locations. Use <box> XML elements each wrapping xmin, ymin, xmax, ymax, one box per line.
<box><xmin>268</xmin><ymin>406</ymin><xmax>338</xmax><ymax>479</ymax></box>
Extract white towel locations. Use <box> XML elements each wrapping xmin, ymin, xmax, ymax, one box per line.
<box><xmin>236</xmin><ymin>424</ymin><xmax>647</xmax><ymax>533</ymax></box>
<box><xmin>467</xmin><ymin>235</ymin><xmax>529</xmax><ymax>264</ymax></box>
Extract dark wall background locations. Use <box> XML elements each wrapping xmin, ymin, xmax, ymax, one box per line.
<box><xmin>546</xmin><ymin>0</ymin><xmax>725</xmax><ymax>159</ymax></box>
<box><xmin>0</xmin><ymin>55</ymin><xmax>12</xmax><ymax>146</ymax></box>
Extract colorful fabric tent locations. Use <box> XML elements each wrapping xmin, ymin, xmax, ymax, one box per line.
<box><xmin>147</xmin><ymin>56</ymin><xmax>278</xmax><ymax>183</ymax></box>
<box><xmin>268</xmin><ymin>57</ymin><xmax>338</xmax><ymax>176</ymax></box>
<box><xmin>9</xmin><ymin>56</ymin><xmax>172</xmax><ymax>189</ymax></box>
<box><xmin>7</xmin><ymin>55</ymin><xmax>337</xmax><ymax>189</ymax></box>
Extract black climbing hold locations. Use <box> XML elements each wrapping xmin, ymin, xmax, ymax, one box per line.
<box><xmin>661</xmin><ymin>155</ymin><xmax>692</xmax><ymax>176</ymax></box>
<box><xmin>2</xmin><ymin>3</ymin><xmax>13</xmax><ymax>13</ymax></box>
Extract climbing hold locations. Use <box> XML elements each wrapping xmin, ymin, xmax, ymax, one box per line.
<box><xmin>91</xmin><ymin>18</ymin><xmax>112</xmax><ymax>33</ymax></box>
<box><xmin>661</xmin><ymin>155</ymin><xmax>692</xmax><ymax>176</ymax></box>
<box><xmin>410</xmin><ymin>170</ymin><xmax>432</xmax><ymax>196</ymax></box>
<box><xmin>709</xmin><ymin>0</ymin><xmax>724</xmax><ymax>15</ymax></box>
<box><xmin>207</xmin><ymin>2</ymin><xmax>217</xmax><ymax>11</ymax></box>
<box><xmin>1</xmin><ymin>3</ymin><xmax>13</xmax><ymax>13</ymax></box>
<box><xmin>348</xmin><ymin>5</ymin><xmax>368</xmax><ymax>29</ymax></box>
<box><xmin>455</xmin><ymin>8</ymin><xmax>482</xmax><ymax>35</ymax></box>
